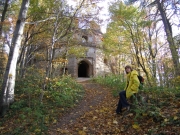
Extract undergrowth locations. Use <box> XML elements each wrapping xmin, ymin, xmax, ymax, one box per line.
<box><xmin>93</xmin><ymin>74</ymin><xmax>125</xmax><ymax>97</ymax></box>
<box><xmin>93</xmin><ymin>74</ymin><xmax>180</xmax><ymax>131</ymax></box>
<box><xmin>0</xmin><ymin>67</ymin><xmax>84</xmax><ymax>134</ymax></box>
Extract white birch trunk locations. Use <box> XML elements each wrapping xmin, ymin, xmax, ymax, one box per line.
<box><xmin>0</xmin><ymin>0</ymin><xmax>30</xmax><ymax>116</ymax></box>
<box><xmin>40</xmin><ymin>11</ymin><xmax>60</xmax><ymax>102</ymax></box>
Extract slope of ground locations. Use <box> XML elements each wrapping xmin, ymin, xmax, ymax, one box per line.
<box><xmin>1</xmin><ymin>79</ymin><xmax>179</xmax><ymax>134</ymax></box>
<box><xmin>48</xmin><ymin>80</ymin><xmax>180</xmax><ymax>135</ymax></box>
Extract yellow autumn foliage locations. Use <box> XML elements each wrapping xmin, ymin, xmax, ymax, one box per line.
<box><xmin>172</xmin><ymin>76</ymin><xmax>180</xmax><ymax>87</ymax></box>
<box><xmin>0</xmin><ymin>52</ymin><xmax>8</xmax><ymax>69</ymax></box>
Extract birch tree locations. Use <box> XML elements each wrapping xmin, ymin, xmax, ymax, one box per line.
<box><xmin>0</xmin><ymin>0</ymin><xmax>30</xmax><ymax>116</ymax></box>
<box><xmin>40</xmin><ymin>0</ymin><xmax>86</xmax><ymax>101</ymax></box>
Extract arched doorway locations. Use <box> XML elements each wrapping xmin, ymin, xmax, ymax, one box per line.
<box><xmin>78</xmin><ymin>60</ymin><xmax>90</xmax><ymax>77</ymax></box>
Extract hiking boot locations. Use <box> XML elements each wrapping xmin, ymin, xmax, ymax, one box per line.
<box><xmin>116</xmin><ymin>112</ymin><xmax>122</xmax><ymax>115</ymax></box>
<box><xmin>116</xmin><ymin>110</ymin><xmax>122</xmax><ymax>115</ymax></box>
<box><xmin>126</xmin><ymin>106</ymin><xmax>130</xmax><ymax>111</ymax></box>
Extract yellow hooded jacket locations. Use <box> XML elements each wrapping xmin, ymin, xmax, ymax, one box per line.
<box><xmin>124</xmin><ymin>70</ymin><xmax>140</xmax><ymax>98</ymax></box>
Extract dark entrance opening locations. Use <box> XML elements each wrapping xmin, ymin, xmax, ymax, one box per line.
<box><xmin>78</xmin><ymin>61</ymin><xmax>89</xmax><ymax>77</ymax></box>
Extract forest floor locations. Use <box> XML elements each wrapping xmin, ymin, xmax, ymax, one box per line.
<box><xmin>47</xmin><ymin>80</ymin><xmax>180</xmax><ymax>135</ymax></box>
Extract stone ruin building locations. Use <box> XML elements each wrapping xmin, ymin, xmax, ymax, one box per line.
<box><xmin>66</xmin><ymin>22</ymin><xmax>110</xmax><ymax>78</ymax></box>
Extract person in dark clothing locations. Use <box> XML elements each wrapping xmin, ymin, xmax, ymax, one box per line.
<box><xmin>116</xmin><ymin>65</ymin><xmax>140</xmax><ymax>114</ymax></box>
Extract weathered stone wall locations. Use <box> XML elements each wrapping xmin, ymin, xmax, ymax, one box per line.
<box><xmin>66</xmin><ymin>27</ymin><xmax>111</xmax><ymax>78</ymax></box>
<box><xmin>95</xmin><ymin>49</ymin><xmax>110</xmax><ymax>77</ymax></box>
<box><xmin>67</xmin><ymin>57</ymin><xmax>77</xmax><ymax>77</ymax></box>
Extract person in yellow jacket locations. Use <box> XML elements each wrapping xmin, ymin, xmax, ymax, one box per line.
<box><xmin>116</xmin><ymin>65</ymin><xmax>140</xmax><ymax>114</ymax></box>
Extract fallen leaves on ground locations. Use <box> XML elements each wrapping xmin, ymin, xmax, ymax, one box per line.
<box><xmin>48</xmin><ymin>82</ymin><xmax>180</xmax><ymax>135</ymax></box>
<box><xmin>1</xmin><ymin>81</ymin><xmax>180</xmax><ymax>134</ymax></box>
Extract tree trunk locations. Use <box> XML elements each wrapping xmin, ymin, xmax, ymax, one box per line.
<box><xmin>157</xmin><ymin>61</ymin><xmax>163</xmax><ymax>87</ymax></box>
<box><xmin>156</xmin><ymin>0</ymin><xmax>180</xmax><ymax>76</ymax></box>
<box><xmin>0</xmin><ymin>0</ymin><xmax>10</xmax><ymax>36</ymax></box>
<box><xmin>40</xmin><ymin>11</ymin><xmax>60</xmax><ymax>102</ymax></box>
<box><xmin>0</xmin><ymin>0</ymin><xmax>30</xmax><ymax>117</ymax></box>
<box><xmin>19</xmin><ymin>45</ymin><xmax>27</xmax><ymax>77</ymax></box>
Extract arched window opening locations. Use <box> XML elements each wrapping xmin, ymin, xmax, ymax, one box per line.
<box><xmin>82</xmin><ymin>35</ymin><xmax>88</xmax><ymax>42</ymax></box>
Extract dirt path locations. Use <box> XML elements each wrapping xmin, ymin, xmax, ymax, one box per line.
<box><xmin>48</xmin><ymin>80</ymin><xmax>120</xmax><ymax>135</ymax></box>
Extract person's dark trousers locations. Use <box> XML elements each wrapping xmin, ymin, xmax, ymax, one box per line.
<box><xmin>116</xmin><ymin>90</ymin><xmax>129</xmax><ymax>113</ymax></box>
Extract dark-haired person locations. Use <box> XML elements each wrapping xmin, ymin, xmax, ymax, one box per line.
<box><xmin>116</xmin><ymin>65</ymin><xmax>140</xmax><ymax>114</ymax></box>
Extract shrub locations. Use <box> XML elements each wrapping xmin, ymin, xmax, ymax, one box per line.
<box><xmin>93</xmin><ymin>74</ymin><xmax>125</xmax><ymax>97</ymax></box>
<box><xmin>0</xmin><ymin>67</ymin><xmax>84</xmax><ymax>134</ymax></box>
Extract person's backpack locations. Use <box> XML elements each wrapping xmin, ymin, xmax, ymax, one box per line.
<box><xmin>137</xmin><ymin>75</ymin><xmax>144</xmax><ymax>90</ymax></box>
